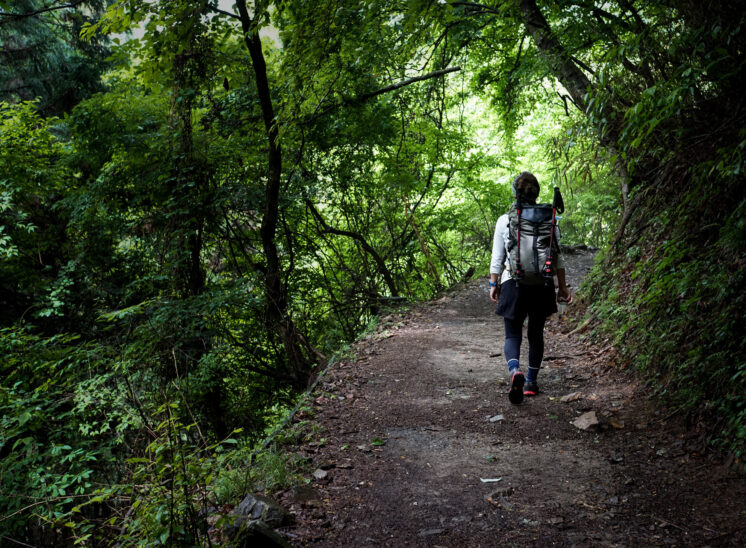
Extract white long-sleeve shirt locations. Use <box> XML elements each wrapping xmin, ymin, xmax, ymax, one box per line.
<box><xmin>490</xmin><ymin>213</ymin><xmax>564</xmax><ymax>283</ymax></box>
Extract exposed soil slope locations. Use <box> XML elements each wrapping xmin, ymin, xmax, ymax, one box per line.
<box><xmin>276</xmin><ymin>252</ymin><xmax>746</xmax><ymax>546</ymax></box>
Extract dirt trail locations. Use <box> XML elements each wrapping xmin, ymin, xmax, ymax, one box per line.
<box><xmin>278</xmin><ymin>252</ymin><xmax>746</xmax><ymax>546</ymax></box>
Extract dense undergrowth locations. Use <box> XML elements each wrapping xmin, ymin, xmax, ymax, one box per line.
<box><xmin>561</xmin><ymin>0</ymin><xmax>746</xmax><ymax>465</ymax></box>
<box><xmin>581</xmin><ymin>148</ymin><xmax>746</xmax><ymax>465</ymax></box>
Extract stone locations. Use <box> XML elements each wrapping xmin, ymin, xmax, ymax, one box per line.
<box><xmin>560</xmin><ymin>392</ymin><xmax>582</xmax><ymax>403</ymax></box>
<box><xmin>226</xmin><ymin>493</ymin><xmax>292</xmax><ymax>535</ymax></box>
<box><xmin>230</xmin><ymin>519</ymin><xmax>292</xmax><ymax>548</ymax></box>
<box><xmin>313</xmin><ymin>468</ymin><xmax>328</xmax><ymax>480</ymax></box>
<box><xmin>572</xmin><ymin>411</ymin><xmax>599</xmax><ymax>431</ymax></box>
<box><xmin>489</xmin><ymin>414</ymin><xmax>505</xmax><ymax>423</ymax></box>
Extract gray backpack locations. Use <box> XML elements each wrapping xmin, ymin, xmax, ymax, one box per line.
<box><xmin>506</xmin><ymin>198</ymin><xmax>561</xmax><ymax>285</ymax></box>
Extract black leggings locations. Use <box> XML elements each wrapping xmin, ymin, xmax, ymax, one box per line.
<box><xmin>504</xmin><ymin>309</ymin><xmax>546</xmax><ymax>374</ymax></box>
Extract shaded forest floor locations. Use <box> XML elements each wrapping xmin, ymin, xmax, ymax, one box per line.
<box><xmin>273</xmin><ymin>251</ymin><xmax>746</xmax><ymax>546</ymax></box>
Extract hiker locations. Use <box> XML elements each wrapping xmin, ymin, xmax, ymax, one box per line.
<box><xmin>489</xmin><ymin>172</ymin><xmax>573</xmax><ymax>404</ymax></box>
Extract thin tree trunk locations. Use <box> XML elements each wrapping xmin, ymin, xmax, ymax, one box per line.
<box><xmin>236</xmin><ymin>0</ymin><xmax>320</xmax><ymax>388</ymax></box>
<box><xmin>306</xmin><ymin>199</ymin><xmax>400</xmax><ymax>297</ymax></box>
<box><xmin>172</xmin><ymin>50</ymin><xmax>207</xmax><ymax>298</ymax></box>
<box><xmin>403</xmin><ymin>197</ymin><xmax>441</xmax><ymax>291</ymax></box>
<box><xmin>518</xmin><ymin>0</ymin><xmax>634</xmax><ymax>241</ymax></box>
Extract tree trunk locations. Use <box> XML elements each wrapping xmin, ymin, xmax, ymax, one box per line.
<box><xmin>236</xmin><ymin>0</ymin><xmax>320</xmax><ymax>388</ymax></box>
<box><xmin>173</xmin><ymin>50</ymin><xmax>207</xmax><ymax>298</ymax></box>
<box><xmin>403</xmin><ymin>197</ymin><xmax>442</xmax><ymax>291</ymax></box>
<box><xmin>306</xmin><ymin>199</ymin><xmax>400</xmax><ymax>297</ymax></box>
<box><xmin>518</xmin><ymin>0</ymin><xmax>634</xmax><ymax>241</ymax></box>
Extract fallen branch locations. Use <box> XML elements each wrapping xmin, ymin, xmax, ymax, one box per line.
<box><xmin>569</xmin><ymin>314</ymin><xmax>596</xmax><ymax>335</ymax></box>
<box><xmin>653</xmin><ymin>515</ymin><xmax>688</xmax><ymax>533</ymax></box>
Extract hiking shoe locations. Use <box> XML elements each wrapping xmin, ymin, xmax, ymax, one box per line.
<box><xmin>524</xmin><ymin>380</ymin><xmax>539</xmax><ymax>397</ymax></box>
<box><xmin>508</xmin><ymin>370</ymin><xmax>525</xmax><ymax>405</ymax></box>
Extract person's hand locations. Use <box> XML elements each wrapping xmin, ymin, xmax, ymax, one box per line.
<box><xmin>490</xmin><ymin>284</ymin><xmax>500</xmax><ymax>303</ymax></box>
<box><xmin>557</xmin><ymin>286</ymin><xmax>573</xmax><ymax>305</ymax></box>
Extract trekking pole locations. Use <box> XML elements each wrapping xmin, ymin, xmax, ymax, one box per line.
<box><xmin>553</xmin><ymin>186</ymin><xmax>565</xmax><ymax>214</ymax></box>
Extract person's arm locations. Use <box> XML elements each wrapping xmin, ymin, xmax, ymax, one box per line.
<box><xmin>556</xmin><ymin>268</ymin><xmax>573</xmax><ymax>304</ymax></box>
<box><xmin>553</xmin><ymin>223</ymin><xmax>573</xmax><ymax>303</ymax></box>
<box><xmin>489</xmin><ymin>216</ymin><xmax>507</xmax><ymax>303</ymax></box>
<box><xmin>489</xmin><ymin>271</ymin><xmax>500</xmax><ymax>303</ymax></box>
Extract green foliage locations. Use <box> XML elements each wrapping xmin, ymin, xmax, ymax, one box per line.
<box><xmin>0</xmin><ymin>101</ymin><xmax>72</xmax><ymax>326</ymax></box>
<box><xmin>118</xmin><ymin>402</ymin><xmax>241</xmax><ymax>546</ymax></box>
<box><xmin>3</xmin><ymin>0</ymin><xmax>746</xmax><ymax>543</ymax></box>
<box><xmin>569</xmin><ymin>1</ymin><xmax>746</xmax><ymax>460</ymax></box>
<box><xmin>0</xmin><ymin>327</ymin><xmax>137</xmax><ymax>543</ymax></box>
<box><xmin>543</xmin><ymin>121</ymin><xmax>621</xmax><ymax>248</ymax></box>
<box><xmin>0</xmin><ymin>0</ymin><xmax>111</xmax><ymax>115</ymax></box>
<box><xmin>582</xmin><ymin>171</ymin><xmax>746</xmax><ymax>460</ymax></box>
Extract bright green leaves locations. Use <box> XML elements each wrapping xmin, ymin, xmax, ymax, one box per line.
<box><xmin>0</xmin><ymin>102</ymin><xmax>74</xmax><ymax>323</ymax></box>
<box><xmin>80</xmin><ymin>0</ymin><xmax>151</xmax><ymax>41</ymax></box>
<box><xmin>0</xmin><ymin>101</ymin><xmax>65</xmax><ymax>192</ymax></box>
<box><xmin>0</xmin><ymin>328</ymin><xmax>136</xmax><ymax>540</ymax></box>
<box><xmin>3</xmin><ymin>0</ymin><xmax>745</xmax><ymax>541</ymax></box>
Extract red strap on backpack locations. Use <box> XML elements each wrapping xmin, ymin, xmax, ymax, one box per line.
<box><xmin>515</xmin><ymin>207</ymin><xmax>523</xmax><ymax>278</ymax></box>
<box><xmin>543</xmin><ymin>207</ymin><xmax>556</xmax><ymax>277</ymax></box>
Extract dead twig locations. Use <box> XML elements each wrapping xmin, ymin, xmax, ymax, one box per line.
<box><xmin>569</xmin><ymin>315</ymin><xmax>596</xmax><ymax>335</ymax></box>
<box><xmin>652</xmin><ymin>515</ymin><xmax>688</xmax><ymax>533</ymax></box>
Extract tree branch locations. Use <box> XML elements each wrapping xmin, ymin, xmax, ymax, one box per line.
<box><xmin>450</xmin><ymin>2</ymin><xmax>503</xmax><ymax>16</ymax></box>
<box><xmin>306</xmin><ymin>66</ymin><xmax>461</xmax><ymax>123</ymax></box>
<box><xmin>305</xmin><ymin>198</ymin><xmax>399</xmax><ymax>297</ymax></box>
<box><xmin>206</xmin><ymin>2</ymin><xmax>241</xmax><ymax>20</ymax></box>
<box><xmin>0</xmin><ymin>0</ymin><xmax>85</xmax><ymax>18</ymax></box>
<box><xmin>617</xmin><ymin>0</ymin><xmax>646</xmax><ymax>31</ymax></box>
<box><xmin>566</xmin><ymin>1</ymin><xmax>634</xmax><ymax>32</ymax></box>
<box><xmin>570</xmin><ymin>55</ymin><xmax>595</xmax><ymax>77</ymax></box>
<box><xmin>349</xmin><ymin>66</ymin><xmax>461</xmax><ymax>105</ymax></box>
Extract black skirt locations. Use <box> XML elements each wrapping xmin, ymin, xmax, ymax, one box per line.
<box><xmin>496</xmin><ymin>279</ymin><xmax>557</xmax><ymax>320</ymax></box>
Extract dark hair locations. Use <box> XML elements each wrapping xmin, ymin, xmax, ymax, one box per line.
<box><xmin>512</xmin><ymin>172</ymin><xmax>540</xmax><ymax>204</ymax></box>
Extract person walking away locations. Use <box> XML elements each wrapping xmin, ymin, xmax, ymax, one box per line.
<box><xmin>489</xmin><ymin>172</ymin><xmax>573</xmax><ymax>404</ymax></box>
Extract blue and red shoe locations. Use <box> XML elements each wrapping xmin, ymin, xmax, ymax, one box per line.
<box><xmin>508</xmin><ymin>370</ymin><xmax>525</xmax><ymax>405</ymax></box>
<box><xmin>523</xmin><ymin>380</ymin><xmax>539</xmax><ymax>397</ymax></box>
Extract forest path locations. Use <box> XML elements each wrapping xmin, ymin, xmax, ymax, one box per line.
<box><xmin>278</xmin><ymin>251</ymin><xmax>746</xmax><ymax>546</ymax></box>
